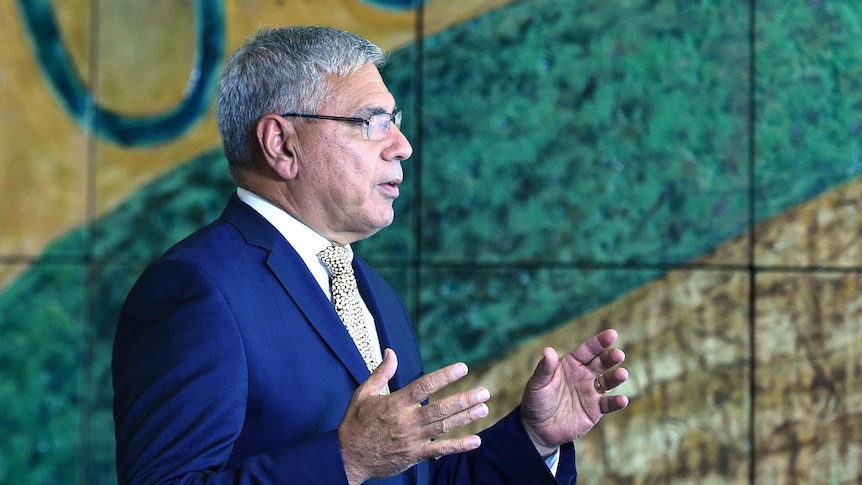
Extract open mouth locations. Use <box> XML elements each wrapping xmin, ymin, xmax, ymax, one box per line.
<box><xmin>379</xmin><ymin>180</ymin><xmax>401</xmax><ymax>197</ymax></box>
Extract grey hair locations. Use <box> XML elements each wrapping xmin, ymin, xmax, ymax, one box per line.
<box><xmin>216</xmin><ymin>26</ymin><xmax>388</xmax><ymax>170</ymax></box>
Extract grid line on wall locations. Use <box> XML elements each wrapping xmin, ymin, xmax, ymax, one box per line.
<box><xmin>80</xmin><ymin>0</ymin><xmax>100</xmax><ymax>483</ymax></box>
<box><xmin>411</xmin><ymin>1</ymin><xmax>426</xmax><ymax>328</ymax></box>
<box><xmin>747</xmin><ymin>1</ymin><xmax>757</xmax><ymax>483</ymax></box>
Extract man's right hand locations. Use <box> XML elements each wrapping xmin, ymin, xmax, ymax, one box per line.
<box><xmin>337</xmin><ymin>348</ymin><xmax>491</xmax><ymax>485</ymax></box>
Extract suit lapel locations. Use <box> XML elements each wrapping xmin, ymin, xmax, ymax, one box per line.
<box><xmin>220</xmin><ymin>195</ymin><xmax>371</xmax><ymax>386</ymax></box>
<box><xmin>353</xmin><ymin>260</ymin><xmax>415</xmax><ymax>393</ymax></box>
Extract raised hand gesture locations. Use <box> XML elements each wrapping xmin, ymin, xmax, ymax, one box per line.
<box><xmin>520</xmin><ymin>329</ymin><xmax>629</xmax><ymax>456</ymax></box>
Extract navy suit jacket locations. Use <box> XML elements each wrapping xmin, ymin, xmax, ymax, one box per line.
<box><xmin>112</xmin><ymin>195</ymin><xmax>577</xmax><ymax>484</ymax></box>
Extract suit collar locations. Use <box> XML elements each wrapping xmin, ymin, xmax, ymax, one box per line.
<box><xmin>220</xmin><ymin>195</ymin><xmax>374</xmax><ymax>386</ymax></box>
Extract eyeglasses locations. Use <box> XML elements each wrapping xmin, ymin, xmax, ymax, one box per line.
<box><xmin>280</xmin><ymin>109</ymin><xmax>402</xmax><ymax>141</ymax></box>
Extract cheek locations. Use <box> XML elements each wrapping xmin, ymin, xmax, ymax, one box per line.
<box><xmin>317</xmin><ymin>142</ymin><xmax>381</xmax><ymax>202</ymax></box>
<box><xmin>344</xmin><ymin>155</ymin><xmax>380</xmax><ymax>193</ymax></box>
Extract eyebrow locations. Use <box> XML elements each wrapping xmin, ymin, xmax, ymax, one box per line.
<box><xmin>357</xmin><ymin>105</ymin><xmax>398</xmax><ymax>117</ymax></box>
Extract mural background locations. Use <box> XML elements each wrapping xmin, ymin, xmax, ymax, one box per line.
<box><xmin>1</xmin><ymin>0</ymin><xmax>861</xmax><ymax>483</ymax></box>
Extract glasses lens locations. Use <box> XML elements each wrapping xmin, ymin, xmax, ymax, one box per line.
<box><xmin>367</xmin><ymin>113</ymin><xmax>390</xmax><ymax>140</ymax></box>
<box><xmin>365</xmin><ymin>111</ymin><xmax>402</xmax><ymax>140</ymax></box>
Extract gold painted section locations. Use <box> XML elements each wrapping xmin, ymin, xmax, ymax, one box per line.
<box><xmin>755</xmin><ymin>177</ymin><xmax>862</xmax><ymax>266</ymax></box>
<box><xmin>1</xmin><ymin>0</ymin><xmax>516</xmax><ymax>285</ymax></box>
<box><xmin>436</xmin><ymin>176</ymin><xmax>862</xmax><ymax>483</ymax></box>
<box><xmin>0</xmin><ymin>0</ymin><xmax>89</xmax><ymax>257</ymax></box>
<box><xmin>1</xmin><ymin>0</ymin><xmax>516</xmax><ymax>257</ymax></box>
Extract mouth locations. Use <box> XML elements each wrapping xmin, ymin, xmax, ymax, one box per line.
<box><xmin>382</xmin><ymin>176</ymin><xmax>402</xmax><ymax>187</ymax></box>
<box><xmin>379</xmin><ymin>178</ymin><xmax>402</xmax><ymax>197</ymax></box>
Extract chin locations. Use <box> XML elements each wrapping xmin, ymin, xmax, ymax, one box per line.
<box><xmin>374</xmin><ymin>207</ymin><xmax>396</xmax><ymax>227</ymax></box>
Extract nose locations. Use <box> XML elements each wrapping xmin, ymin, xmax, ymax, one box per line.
<box><xmin>385</xmin><ymin>123</ymin><xmax>413</xmax><ymax>162</ymax></box>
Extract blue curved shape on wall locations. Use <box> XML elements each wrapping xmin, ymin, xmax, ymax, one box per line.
<box><xmin>16</xmin><ymin>0</ymin><xmax>224</xmax><ymax>147</ymax></box>
<box><xmin>360</xmin><ymin>0</ymin><xmax>427</xmax><ymax>10</ymax></box>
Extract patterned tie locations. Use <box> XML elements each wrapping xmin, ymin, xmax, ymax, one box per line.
<box><xmin>318</xmin><ymin>245</ymin><xmax>382</xmax><ymax>375</ymax></box>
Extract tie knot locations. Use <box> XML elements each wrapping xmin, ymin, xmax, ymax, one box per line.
<box><xmin>318</xmin><ymin>245</ymin><xmax>352</xmax><ymax>276</ymax></box>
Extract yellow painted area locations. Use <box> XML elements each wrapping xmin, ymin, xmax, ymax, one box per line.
<box><xmin>0</xmin><ymin>0</ymin><xmax>516</xmax><ymax>278</ymax></box>
<box><xmin>0</xmin><ymin>0</ymin><xmax>89</xmax><ymax>259</ymax></box>
<box><xmin>434</xmin><ymin>174</ymin><xmax>862</xmax><ymax>482</ymax></box>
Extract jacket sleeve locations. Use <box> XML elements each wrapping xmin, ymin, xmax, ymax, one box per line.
<box><xmin>112</xmin><ymin>258</ymin><xmax>350</xmax><ymax>485</ymax></box>
<box><xmin>427</xmin><ymin>406</ymin><xmax>577</xmax><ymax>485</ymax></box>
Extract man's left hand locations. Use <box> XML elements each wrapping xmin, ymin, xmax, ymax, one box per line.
<box><xmin>520</xmin><ymin>328</ymin><xmax>629</xmax><ymax>456</ymax></box>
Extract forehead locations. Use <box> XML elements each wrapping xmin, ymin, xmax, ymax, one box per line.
<box><xmin>322</xmin><ymin>64</ymin><xmax>396</xmax><ymax>114</ymax></box>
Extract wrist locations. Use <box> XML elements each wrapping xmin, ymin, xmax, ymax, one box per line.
<box><xmin>540</xmin><ymin>446</ymin><xmax>559</xmax><ymax>459</ymax></box>
<box><xmin>532</xmin><ymin>439</ymin><xmax>558</xmax><ymax>458</ymax></box>
<box><xmin>338</xmin><ymin>425</ymin><xmax>369</xmax><ymax>485</ymax></box>
<box><xmin>520</xmin><ymin>419</ymin><xmax>558</xmax><ymax>457</ymax></box>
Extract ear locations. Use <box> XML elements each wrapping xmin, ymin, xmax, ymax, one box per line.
<box><xmin>256</xmin><ymin>114</ymin><xmax>299</xmax><ymax>180</ymax></box>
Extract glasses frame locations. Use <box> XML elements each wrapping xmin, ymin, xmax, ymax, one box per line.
<box><xmin>280</xmin><ymin>109</ymin><xmax>402</xmax><ymax>140</ymax></box>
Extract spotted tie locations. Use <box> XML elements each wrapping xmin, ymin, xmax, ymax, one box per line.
<box><xmin>318</xmin><ymin>245</ymin><xmax>382</xmax><ymax>375</ymax></box>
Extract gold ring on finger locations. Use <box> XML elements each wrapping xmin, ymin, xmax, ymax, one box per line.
<box><xmin>594</xmin><ymin>374</ymin><xmax>609</xmax><ymax>394</ymax></box>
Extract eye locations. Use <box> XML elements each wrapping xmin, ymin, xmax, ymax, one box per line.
<box><xmin>368</xmin><ymin>113</ymin><xmax>389</xmax><ymax>126</ymax></box>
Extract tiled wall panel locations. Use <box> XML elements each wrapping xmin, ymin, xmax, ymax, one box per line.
<box><xmin>1</xmin><ymin>0</ymin><xmax>861</xmax><ymax>483</ymax></box>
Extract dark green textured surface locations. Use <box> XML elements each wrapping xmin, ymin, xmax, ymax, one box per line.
<box><xmin>419</xmin><ymin>0</ymin><xmax>752</xmax><ymax>265</ymax></box>
<box><xmin>755</xmin><ymin>1</ymin><xmax>862</xmax><ymax>219</ymax></box>
<box><xmin>3</xmin><ymin>0</ymin><xmax>862</xmax><ymax>482</ymax></box>
<box><xmin>0</xmin><ymin>262</ymin><xmax>85</xmax><ymax>484</ymax></box>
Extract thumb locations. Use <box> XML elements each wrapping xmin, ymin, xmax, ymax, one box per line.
<box><xmin>529</xmin><ymin>347</ymin><xmax>559</xmax><ymax>387</ymax></box>
<box><xmin>364</xmin><ymin>348</ymin><xmax>398</xmax><ymax>395</ymax></box>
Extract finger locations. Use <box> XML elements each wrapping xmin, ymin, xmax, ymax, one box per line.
<box><xmin>419</xmin><ymin>434</ymin><xmax>482</xmax><ymax>459</ymax></box>
<box><xmin>422</xmin><ymin>399</ymin><xmax>490</xmax><ymax>437</ymax></box>
<box><xmin>602</xmin><ymin>365</ymin><xmax>629</xmax><ymax>390</ymax></box>
<box><xmin>361</xmin><ymin>348</ymin><xmax>398</xmax><ymax>397</ymax></box>
<box><xmin>419</xmin><ymin>387</ymin><xmax>490</xmax><ymax>426</ymax></box>
<box><xmin>599</xmin><ymin>348</ymin><xmax>626</xmax><ymax>370</ymax></box>
<box><xmin>596</xmin><ymin>328</ymin><xmax>620</xmax><ymax>348</ymax></box>
<box><xmin>570</xmin><ymin>328</ymin><xmax>619</xmax><ymax>366</ymax></box>
<box><xmin>528</xmin><ymin>347</ymin><xmax>560</xmax><ymax>388</ymax></box>
<box><xmin>600</xmin><ymin>394</ymin><xmax>630</xmax><ymax>414</ymax></box>
<box><xmin>595</xmin><ymin>366</ymin><xmax>628</xmax><ymax>394</ymax></box>
<box><xmin>399</xmin><ymin>362</ymin><xmax>470</xmax><ymax>405</ymax></box>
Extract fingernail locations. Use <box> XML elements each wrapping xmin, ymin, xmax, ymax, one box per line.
<box><xmin>455</xmin><ymin>363</ymin><xmax>468</xmax><ymax>377</ymax></box>
<box><xmin>476</xmin><ymin>388</ymin><xmax>490</xmax><ymax>402</ymax></box>
<box><xmin>476</xmin><ymin>403</ymin><xmax>489</xmax><ymax>418</ymax></box>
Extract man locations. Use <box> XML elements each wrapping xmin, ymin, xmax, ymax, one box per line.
<box><xmin>112</xmin><ymin>26</ymin><xmax>629</xmax><ymax>484</ymax></box>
